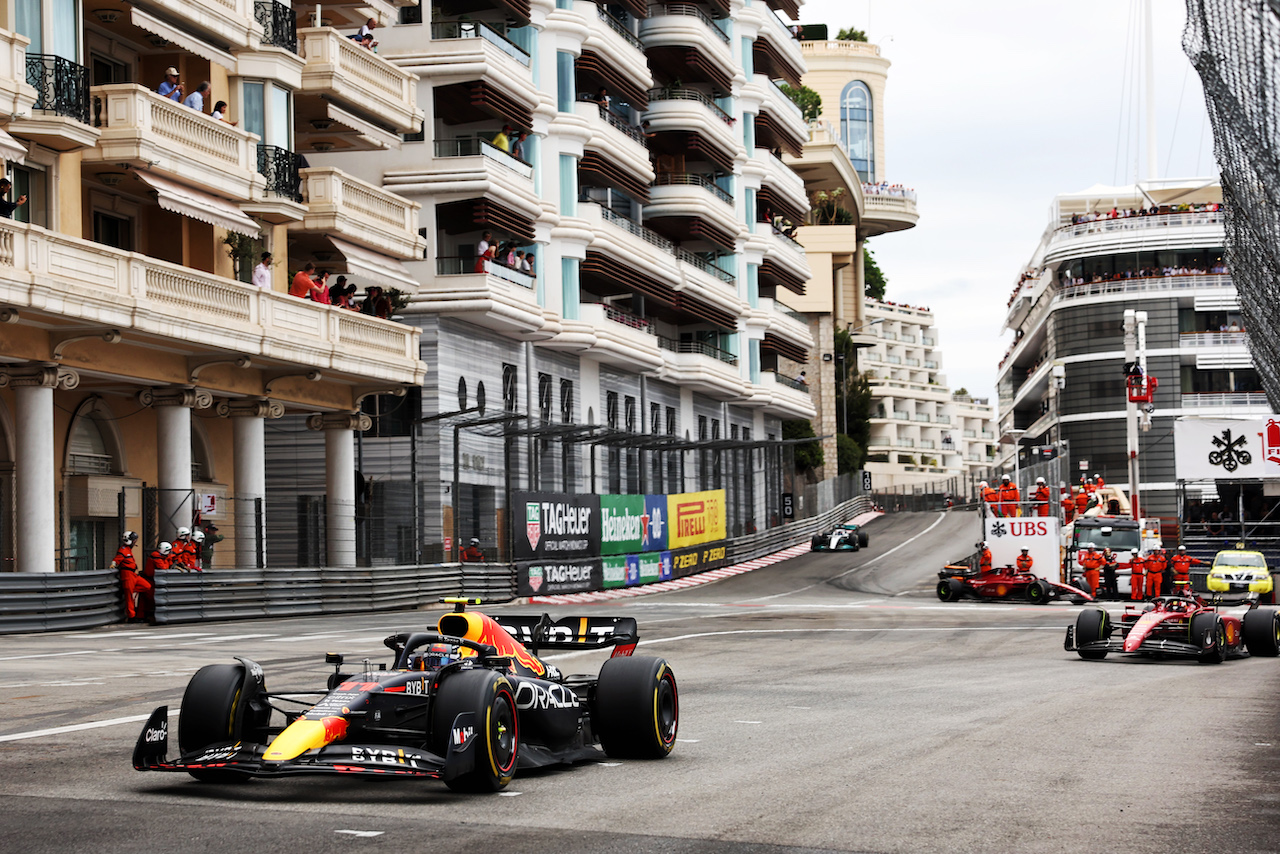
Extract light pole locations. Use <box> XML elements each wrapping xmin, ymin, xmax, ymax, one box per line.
<box><xmin>840</xmin><ymin>318</ymin><xmax>884</xmax><ymax>437</ymax></box>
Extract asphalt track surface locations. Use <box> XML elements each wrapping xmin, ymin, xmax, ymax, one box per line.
<box><xmin>2</xmin><ymin>510</ymin><xmax>1278</xmax><ymax>854</ymax></box>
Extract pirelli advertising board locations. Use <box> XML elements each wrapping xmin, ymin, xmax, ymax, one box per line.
<box><xmin>513</xmin><ymin>489</ymin><xmax>727</xmax><ymax>596</ymax></box>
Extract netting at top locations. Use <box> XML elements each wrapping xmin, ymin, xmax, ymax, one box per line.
<box><xmin>1184</xmin><ymin>0</ymin><xmax>1280</xmax><ymax>411</ymax></box>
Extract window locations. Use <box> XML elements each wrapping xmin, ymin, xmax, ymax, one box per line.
<box><xmin>698</xmin><ymin>415</ymin><xmax>708</xmax><ymax>441</ymax></box>
<box><xmin>559</xmin><ymin>154</ymin><xmax>578</xmax><ymax>217</ymax></box>
<box><xmin>556</xmin><ymin>50</ymin><xmax>575</xmax><ymax>112</ymax></box>
<box><xmin>650</xmin><ymin>402</ymin><xmax>661</xmax><ymax>435</ymax></box>
<box><xmin>712</xmin><ymin>418</ymin><xmax>721</xmax><ymax>441</ymax></box>
<box><xmin>243</xmin><ymin>80</ymin><xmax>293</xmax><ymax>150</ymax></box>
<box><xmin>559</xmin><ymin>379</ymin><xmax>574</xmax><ymax>423</ymax></box>
<box><xmin>90</xmin><ymin>55</ymin><xmax>127</xmax><ymax>86</ymax></box>
<box><xmin>538</xmin><ymin>373</ymin><xmax>552</xmax><ymax>422</ymax></box>
<box><xmin>624</xmin><ymin>396</ymin><xmax>636</xmax><ymax>433</ymax></box>
<box><xmin>361</xmin><ymin>388</ymin><xmax>422</xmax><ymax>437</ymax></box>
<box><xmin>9</xmin><ymin>165</ymin><xmax>48</xmax><ymax>228</ymax></box>
<box><xmin>93</xmin><ymin>211</ymin><xmax>132</xmax><ymax>250</ymax></box>
<box><xmin>840</xmin><ymin>81</ymin><xmax>874</xmax><ymax>181</ymax></box>
<box><xmin>502</xmin><ymin>364</ymin><xmax>518</xmax><ymax>412</ymax></box>
<box><xmin>17</xmin><ymin>0</ymin><xmax>78</xmax><ymax>60</ymax></box>
<box><xmin>67</xmin><ymin>414</ymin><xmax>113</xmax><ymax>474</ymax></box>
<box><xmin>606</xmin><ymin>391</ymin><xmax>619</xmax><ymax>429</ymax></box>
<box><xmin>665</xmin><ymin>406</ymin><xmax>676</xmax><ymax>436</ymax></box>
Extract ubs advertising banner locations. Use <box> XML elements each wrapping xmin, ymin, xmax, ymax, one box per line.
<box><xmin>513</xmin><ymin>492</ymin><xmax>600</xmax><ymax>560</ymax></box>
<box><xmin>517</xmin><ymin>559</ymin><xmax>601</xmax><ymax>597</ymax></box>
<box><xmin>1174</xmin><ymin>418</ymin><xmax>1280</xmax><ymax>480</ymax></box>
<box><xmin>983</xmin><ymin>516</ymin><xmax>1060</xmax><ymax>577</ymax></box>
<box><xmin>667</xmin><ymin>489</ymin><xmax>727</xmax><ymax>549</ymax></box>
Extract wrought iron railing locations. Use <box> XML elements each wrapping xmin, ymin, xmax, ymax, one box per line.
<box><xmin>255</xmin><ymin>0</ymin><xmax>298</xmax><ymax>53</ymax></box>
<box><xmin>652</xmin><ymin>172</ymin><xmax>733</xmax><ymax>204</ymax></box>
<box><xmin>656</xmin><ymin>336</ymin><xmax>738</xmax><ymax>365</ymax></box>
<box><xmin>646</xmin><ymin>87</ymin><xmax>735</xmax><ymax>124</ymax></box>
<box><xmin>648</xmin><ymin>3</ymin><xmax>730</xmax><ymax>43</ymax></box>
<box><xmin>598</xmin><ymin>6</ymin><xmax>644</xmax><ymax>50</ymax></box>
<box><xmin>258</xmin><ymin>144</ymin><xmax>303</xmax><ymax>201</ymax></box>
<box><xmin>596</xmin><ymin>104</ymin><xmax>646</xmax><ymax>144</ymax></box>
<box><xmin>27</xmin><ymin>54</ymin><xmax>90</xmax><ymax>125</ymax></box>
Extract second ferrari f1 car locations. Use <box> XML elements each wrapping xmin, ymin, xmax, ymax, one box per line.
<box><xmin>1065</xmin><ymin>592</ymin><xmax>1280</xmax><ymax>663</ymax></box>
<box><xmin>133</xmin><ymin>599</ymin><xmax>678</xmax><ymax>792</ymax></box>
<box><xmin>936</xmin><ymin>563</ymin><xmax>1093</xmax><ymax>605</ymax></box>
<box><xmin>811</xmin><ymin>522</ymin><xmax>869</xmax><ymax>552</ymax></box>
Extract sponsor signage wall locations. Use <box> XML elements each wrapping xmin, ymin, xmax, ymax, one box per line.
<box><xmin>517</xmin><ymin>559</ymin><xmax>601</xmax><ymax>597</ymax></box>
<box><xmin>600</xmin><ymin>494</ymin><xmax>668</xmax><ymax>555</ymax></box>
<box><xmin>1173</xmin><ymin>418</ymin><xmax>1280</xmax><ymax>480</ymax></box>
<box><xmin>667</xmin><ymin>489</ymin><xmax>726</xmax><ymax>549</ymax></box>
<box><xmin>513</xmin><ymin>491</ymin><xmax>600</xmax><ymax>560</ymax></box>
<box><xmin>983</xmin><ymin>516</ymin><xmax>1060</xmax><ymax>578</ymax></box>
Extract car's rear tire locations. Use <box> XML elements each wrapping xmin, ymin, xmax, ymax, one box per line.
<box><xmin>1242</xmin><ymin>609</ymin><xmax>1280</xmax><ymax>657</ymax></box>
<box><xmin>1026</xmin><ymin>579</ymin><xmax>1049</xmax><ymax>605</ymax></box>
<box><xmin>179</xmin><ymin>663</ymin><xmax>265</xmax><ymax>782</ymax></box>
<box><xmin>1190</xmin><ymin>613</ymin><xmax>1226</xmax><ymax>664</ymax></box>
<box><xmin>431</xmin><ymin>670</ymin><xmax>519</xmax><ymax>792</ymax></box>
<box><xmin>595</xmin><ymin>655</ymin><xmax>678</xmax><ymax>760</ymax></box>
<box><xmin>1075</xmin><ymin>609</ymin><xmax>1110</xmax><ymax>660</ymax></box>
<box><xmin>858</xmin><ymin>532</ymin><xmax>869</xmax><ymax>548</ymax></box>
<box><xmin>936</xmin><ymin>579</ymin><xmax>955</xmax><ymax>602</ymax></box>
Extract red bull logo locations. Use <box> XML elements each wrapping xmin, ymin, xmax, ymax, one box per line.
<box><xmin>322</xmin><ymin>716</ymin><xmax>348</xmax><ymax>742</ymax></box>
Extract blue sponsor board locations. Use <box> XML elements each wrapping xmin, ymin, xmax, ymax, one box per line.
<box><xmin>643</xmin><ymin>494</ymin><xmax>669</xmax><ymax>551</ymax></box>
<box><xmin>625</xmin><ymin>555</ymin><xmax>641</xmax><ymax>586</ymax></box>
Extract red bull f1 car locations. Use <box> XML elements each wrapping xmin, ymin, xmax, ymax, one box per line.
<box><xmin>133</xmin><ymin>599</ymin><xmax>678</xmax><ymax>792</ymax></box>
<box><xmin>936</xmin><ymin>563</ymin><xmax>1093</xmax><ymax>605</ymax></box>
<box><xmin>811</xmin><ymin>523</ymin><xmax>869</xmax><ymax>552</ymax></box>
<box><xmin>1065</xmin><ymin>593</ymin><xmax>1280</xmax><ymax>663</ymax></box>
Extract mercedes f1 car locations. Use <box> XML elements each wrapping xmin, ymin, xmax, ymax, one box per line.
<box><xmin>1065</xmin><ymin>593</ymin><xmax>1280</xmax><ymax>663</ymax></box>
<box><xmin>936</xmin><ymin>564</ymin><xmax>1094</xmax><ymax>605</ymax></box>
<box><xmin>133</xmin><ymin>599</ymin><xmax>678</xmax><ymax>792</ymax></box>
<box><xmin>811</xmin><ymin>523</ymin><xmax>869</xmax><ymax>552</ymax></box>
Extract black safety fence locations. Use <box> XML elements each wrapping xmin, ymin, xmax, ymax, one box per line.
<box><xmin>0</xmin><ymin>493</ymin><xmax>874</xmax><ymax>633</ymax></box>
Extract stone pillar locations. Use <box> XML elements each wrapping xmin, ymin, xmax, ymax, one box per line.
<box><xmin>218</xmin><ymin>398</ymin><xmax>284</xmax><ymax>568</ymax></box>
<box><xmin>0</xmin><ymin>366</ymin><xmax>78</xmax><ymax>573</ymax></box>
<box><xmin>307</xmin><ymin>412</ymin><xmax>371</xmax><ymax>568</ymax></box>
<box><xmin>139</xmin><ymin>387</ymin><xmax>212</xmax><ymax>541</ymax></box>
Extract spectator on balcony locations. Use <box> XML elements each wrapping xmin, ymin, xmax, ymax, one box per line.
<box><xmin>290</xmin><ymin>262</ymin><xmax>327</xmax><ymax>301</ymax></box>
<box><xmin>492</xmin><ymin>125</ymin><xmax>512</xmax><ymax>153</ymax></box>
<box><xmin>516</xmin><ymin>250</ymin><xmax>530</xmax><ymax>273</ymax></box>
<box><xmin>356</xmin><ymin>17</ymin><xmax>379</xmax><ymax>48</ymax></box>
<box><xmin>475</xmin><ymin>231</ymin><xmax>494</xmax><ymax>272</ymax></box>
<box><xmin>210</xmin><ymin>101</ymin><xmax>238</xmax><ymax>126</ymax></box>
<box><xmin>252</xmin><ymin>251</ymin><xmax>272</xmax><ymax>289</ymax></box>
<box><xmin>329</xmin><ymin>275</ymin><xmax>351</xmax><ymax>305</ymax></box>
<box><xmin>511</xmin><ymin>129</ymin><xmax>528</xmax><ymax>162</ymax></box>
<box><xmin>524</xmin><ymin>251</ymin><xmax>536</xmax><ymax>276</ymax></box>
<box><xmin>361</xmin><ymin>286</ymin><xmax>393</xmax><ymax>319</ymax></box>
<box><xmin>184</xmin><ymin>82</ymin><xmax>210</xmax><ymax>113</ymax></box>
<box><xmin>593</xmin><ymin>87</ymin><xmax>611</xmax><ymax>108</ymax></box>
<box><xmin>158</xmin><ymin>67</ymin><xmax>184</xmax><ymax>102</ymax></box>
<box><xmin>796</xmin><ymin>370</ymin><xmax>807</xmax><ymax>386</ymax></box>
<box><xmin>0</xmin><ymin>179</ymin><xmax>27</xmax><ymax>219</ymax></box>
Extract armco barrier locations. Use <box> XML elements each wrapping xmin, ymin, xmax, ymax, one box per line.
<box><xmin>0</xmin><ymin>496</ymin><xmax>872</xmax><ymax>633</ymax></box>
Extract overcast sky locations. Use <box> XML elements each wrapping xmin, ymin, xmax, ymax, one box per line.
<box><xmin>795</xmin><ymin>0</ymin><xmax>1216</xmax><ymax>405</ymax></box>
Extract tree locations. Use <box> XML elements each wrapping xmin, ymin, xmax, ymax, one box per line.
<box><xmin>777</xmin><ymin>84</ymin><xmax>822</xmax><ymax>123</ymax></box>
<box><xmin>864</xmin><ymin>244</ymin><xmax>887</xmax><ymax>300</ymax></box>
<box><xmin>836</xmin><ymin>433</ymin><xmax>863</xmax><ymax>474</ymax></box>
<box><xmin>833</xmin><ymin>329</ymin><xmax>873</xmax><ymax>471</ymax></box>
<box><xmin>811</xmin><ymin>189</ymin><xmax>855</xmax><ymax>225</ymax></box>
<box><xmin>782</xmin><ymin>419</ymin><xmax>824</xmax><ymax>472</ymax></box>
<box><xmin>836</xmin><ymin>27</ymin><xmax>868</xmax><ymax>42</ymax></box>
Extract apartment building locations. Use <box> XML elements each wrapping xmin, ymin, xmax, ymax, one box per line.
<box><xmin>857</xmin><ymin>297</ymin><xmax>996</xmax><ymax>486</ymax></box>
<box><xmin>255</xmin><ymin>0</ymin><xmax>820</xmax><ymax>563</ymax></box>
<box><xmin>995</xmin><ymin>179</ymin><xmax>1266</xmax><ymax>516</ymax></box>
<box><xmin>0</xmin><ymin>0</ymin><xmax>428</xmax><ymax>572</ymax></box>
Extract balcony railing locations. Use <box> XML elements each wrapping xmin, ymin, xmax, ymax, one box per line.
<box><xmin>595</xmin><ymin>104</ymin><xmax>646</xmax><ymax>145</ymax></box>
<box><xmin>767</xmin><ymin>79</ymin><xmax>804</xmax><ymax>122</ymax></box>
<box><xmin>601</xmin><ymin>205</ymin><xmax>673</xmax><ymax>250</ymax></box>
<box><xmin>68</xmin><ymin>452</ymin><xmax>113</xmax><ymax>475</ymax></box>
<box><xmin>1051</xmin><ymin>210</ymin><xmax>1225</xmax><ymax>240</ymax></box>
<box><xmin>298</xmin><ymin>27</ymin><xmax>420</xmax><ymax>129</ymax></box>
<box><xmin>1057</xmin><ymin>273</ymin><xmax>1232</xmax><ymax>301</ymax></box>
<box><xmin>646</xmin><ymin>87</ymin><xmax>735</xmax><ymax>124</ymax></box>
<box><xmin>772</xmin><ymin>301</ymin><xmax>805</xmax><ymax>324</ymax></box>
<box><xmin>769</xmin><ymin>223</ymin><xmax>804</xmax><ymax>253</ymax></box>
<box><xmin>258</xmin><ymin>144</ymin><xmax>302</xmax><ymax>201</ymax></box>
<box><xmin>676</xmin><ymin>248</ymin><xmax>734</xmax><ymax>283</ymax></box>
<box><xmin>598</xmin><ymin>6</ymin><xmax>644</xmax><ymax>51</ymax></box>
<box><xmin>1180</xmin><ymin>392</ymin><xmax>1270</xmax><ymax>408</ymax></box>
<box><xmin>434</xmin><ymin>137</ymin><xmax>533</xmax><ymax>178</ymax></box>
<box><xmin>770</xmin><ymin>371</ymin><xmax>810</xmax><ymax>393</ymax></box>
<box><xmin>92</xmin><ymin>84</ymin><xmax>256</xmax><ymax>175</ymax></box>
<box><xmin>27</xmin><ymin>53</ymin><xmax>89</xmax><ymax>124</ymax></box>
<box><xmin>892</xmin><ymin>412</ymin><xmax>910</xmax><ymax>420</ymax></box>
<box><xmin>648</xmin><ymin>3</ymin><xmax>730</xmax><ymax>43</ymax></box>
<box><xmin>652</xmin><ymin>172</ymin><xmax>733</xmax><ymax>205</ymax></box>
<box><xmin>1180</xmin><ymin>330</ymin><xmax>1248</xmax><ymax>346</ymax></box>
<box><xmin>430</xmin><ymin>20</ymin><xmax>531</xmax><ymax>66</ymax></box>
<box><xmin>601</xmin><ymin>303</ymin><xmax>653</xmax><ymax>332</ymax></box>
<box><xmin>255</xmin><ymin>0</ymin><xmax>298</xmax><ymax>53</ymax></box>
<box><xmin>436</xmin><ymin>256</ymin><xmax>535</xmax><ymax>289</ymax></box>
<box><xmin>657</xmin><ymin>336</ymin><xmax>738</xmax><ymax>365</ymax></box>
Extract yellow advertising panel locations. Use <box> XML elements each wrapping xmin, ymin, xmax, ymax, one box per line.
<box><xmin>667</xmin><ymin>489</ymin><xmax>727</xmax><ymax>549</ymax></box>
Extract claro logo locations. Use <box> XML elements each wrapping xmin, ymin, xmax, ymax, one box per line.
<box><xmin>675</xmin><ymin>501</ymin><xmax>706</xmax><ymax>538</ymax></box>
<box><xmin>144</xmin><ymin>722</ymin><xmax>167</xmax><ymax>743</ymax></box>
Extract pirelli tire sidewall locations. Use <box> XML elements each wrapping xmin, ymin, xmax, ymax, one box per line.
<box><xmin>432</xmin><ymin>669</ymin><xmax>520</xmax><ymax>792</ymax></box>
<box><xmin>594</xmin><ymin>655</ymin><xmax>679</xmax><ymax>760</ymax></box>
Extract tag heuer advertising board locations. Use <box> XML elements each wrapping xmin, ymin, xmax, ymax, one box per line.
<box><xmin>517</xmin><ymin>559</ymin><xmax>601</xmax><ymax>597</ymax></box>
<box><xmin>513</xmin><ymin>491</ymin><xmax>601</xmax><ymax>560</ymax></box>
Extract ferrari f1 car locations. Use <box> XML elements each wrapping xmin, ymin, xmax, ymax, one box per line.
<box><xmin>811</xmin><ymin>522</ymin><xmax>869</xmax><ymax>552</ymax></box>
<box><xmin>1065</xmin><ymin>593</ymin><xmax>1280</xmax><ymax>663</ymax></box>
<box><xmin>133</xmin><ymin>599</ymin><xmax>678</xmax><ymax>792</ymax></box>
<box><xmin>936</xmin><ymin>563</ymin><xmax>1094</xmax><ymax>605</ymax></box>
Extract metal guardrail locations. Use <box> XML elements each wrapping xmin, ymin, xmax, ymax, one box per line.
<box><xmin>0</xmin><ymin>495</ymin><xmax>873</xmax><ymax>633</ymax></box>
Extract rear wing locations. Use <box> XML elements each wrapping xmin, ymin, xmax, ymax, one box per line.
<box><xmin>495</xmin><ymin>614</ymin><xmax>639</xmax><ymax>656</ymax></box>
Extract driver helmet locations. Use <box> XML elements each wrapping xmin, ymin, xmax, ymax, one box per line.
<box><xmin>122</xmin><ymin>530</ymin><xmax>138</xmax><ymax>545</ymax></box>
<box><xmin>177</xmin><ymin>526</ymin><xmax>191</xmax><ymax>540</ymax></box>
<box><xmin>157</xmin><ymin>542</ymin><xmax>172</xmax><ymax>556</ymax></box>
<box><xmin>410</xmin><ymin>642</ymin><xmax>461</xmax><ymax>671</ymax></box>
<box><xmin>192</xmin><ymin>530</ymin><xmax>206</xmax><ymax>543</ymax></box>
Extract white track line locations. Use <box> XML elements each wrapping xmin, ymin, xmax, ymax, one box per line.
<box><xmin>0</xmin><ymin>709</ymin><xmax>178</xmax><ymax>743</ymax></box>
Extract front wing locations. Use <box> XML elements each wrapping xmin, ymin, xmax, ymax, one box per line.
<box><xmin>132</xmin><ymin>706</ymin><xmax>481</xmax><ymax>781</ymax></box>
<box><xmin>1063</xmin><ymin>626</ymin><xmax>1204</xmax><ymax>658</ymax></box>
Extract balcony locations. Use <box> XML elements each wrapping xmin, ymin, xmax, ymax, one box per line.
<box><xmin>298</xmin><ymin>27</ymin><xmax>423</xmax><ymax>135</ymax></box>
<box><xmin>1180</xmin><ymin>392</ymin><xmax>1271</xmax><ymax>411</ymax></box>
<box><xmin>418</xmin><ymin>256</ymin><xmax>545</xmax><ymax>336</ymax></box>
<box><xmin>646</xmin><ymin>173</ymin><xmax>741</xmax><ymax>251</ymax></box>
<box><xmin>641</xmin><ymin>4</ymin><xmax>736</xmax><ymax>92</ymax></box>
<box><xmin>861</xmin><ymin>186</ymin><xmax>920</xmax><ymax>235</ymax></box>
<box><xmin>574</xmin><ymin>302</ymin><xmax>665</xmax><ymax>371</ymax></box>
<box><xmin>0</xmin><ymin>28</ymin><xmax>36</xmax><ymax>120</ymax></box>
<box><xmin>255</xmin><ymin>0</ymin><xmax>298</xmax><ymax>53</ymax></box>
<box><xmin>0</xmin><ymin>219</ymin><xmax>422</xmax><ymax>385</ymax></box>
<box><xmin>751</xmin><ymin>9</ymin><xmax>805</xmax><ymax>87</ymax></box>
<box><xmin>576</xmin><ymin>102</ymin><xmax>654</xmax><ymax>197</ymax></box>
<box><xmin>643</xmin><ymin>88</ymin><xmax>739</xmax><ymax>173</ymax></box>
<box><xmin>1057</xmin><ymin>273</ymin><xmax>1233</xmax><ymax>303</ymax></box>
<box><xmin>757</xmin><ymin>370</ymin><xmax>816</xmax><ymax>419</ymax></box>
<box><xmin>755</xmin><ymin>75</ymin><xmax>807</xmax><ymax>158</ymax></box>
<box><xmin>1044</xmin><ymin>211</ymin><xmax>1224</xmax><ymax>263</ymax></box>
<box><xmin>131</xmin><ymin>0</ymin><xmax>260</xmax><ymax>51</ymax></box>
<box><xmin>760</xmin><ymin>150</ymin><xmax>808</xmax><ymax>221</ymax></box>
<box><xmin>390</xmin><ymin>139</ymin><xmax>537</xmax><ymax>223</ymax></box>
<box><xmin>657</xmin><ymin>335</ymin><xmax>745</xmax><ymax>400</ymax></box>
<box><xmin>758</xmin><ymin>223</ymin><xmax>810</xmax><ymax>290</ymax></box>
<box><xmin>87</xmin><ymin>84</ymin><xmax>262</xmax><ymax>200</ymax></box>
<box><xmin>297</xmin><ymin>167</ymin><xmax>424</xmax><ymax>260</ymax></box>
<box><xmin>236</xmin><ymin>1</ymin><xmax>305</xmax><ymax>89</ymax></box>
<box><xmin>8</xmin><ymin>54</ymin><xmax>98</xmax><ymax>150</ymax></box>
<box><xmin>402</xmin><ymin>22</ymin><xmax>536</xmax><ymax>134</ymax></box>
<box><xmin>583</xmin><ymin>9</ymin><xmax>653</xmax><ymax>109</ymax></box>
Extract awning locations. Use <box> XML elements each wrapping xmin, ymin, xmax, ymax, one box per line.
<box><xmin>131</xmin><ymin>7</ymin><xmax>236</xmax><ymax>71</ymax></box>
<box><xmin>327</xmin><ymin>236</ymin><xmax>418</xmax><ymax>292</ymax></box>
<box><xmin>763</xmin><ymin>332</ymin><xmax>808</xmax><ymax>363</ymax></box>
<box><xmin>579</xmin><ymin>151</ymin><xmax>651</xmax><ymax>203</ymax></box>
<box><xmin>134</xmin><ymin>171</ymin><xmax>260</xmax><ymax>238</ymax></box>
<box><xmin>437</xmin><ymin>197</ymin><xmax>537</xmax><ymax>243</ymax></box>
<box><xmin>577</xmin><ymin>51</ymin><xmax>649</xmax><ymax>110</ymax></box>
<box><xmin>0</xmin><ymin>127</ymin><xmax>27</xmax><ymax>163</ymax></box>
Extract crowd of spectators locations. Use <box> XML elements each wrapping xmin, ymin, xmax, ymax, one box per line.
<box><xmin>281</xmin><ymin>256</ymin><xmax>395</xmax><ymax>318</ymax></box>
<box><xmin>1059</xmin><ymin>261</ymin><xmax>1230</xmax><ymax>288</ymax></box>
<box><xmin>474</xmin><ymin>230</ymin><xmax>536</xmax><ymax>278</ymax></box>
<box><xmin>876</xmin><ymin>299</ymin><xmax>931</xmax><ymax>313</ymax></box>
<box><xmin>1065</xmin><ymin>201</ymin><xmax>1222</xmax><ymax>226</ymax></box>
<box><xmin>1007</xmin><ymin>269</ymin><xmax>1042</xmax><ymax>307</ymax></box>
<box><xmin>862</xmin><ymin>182</ymin><xmax>917</xmax><ymax>201</ymax></box>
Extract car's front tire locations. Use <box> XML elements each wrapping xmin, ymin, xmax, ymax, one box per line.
<box><xmin>179</xmin><ymin>663</ymin><xmax>266</xmax><ymax>782</ymax></box>
<box><xmin>1075</xmin><ymin>609</ymin><xmax>1110</xmax><ymax>660</ymax></box>
<box><xmin>432</xmin><ymin>670</ymin><xmax>519</xmax><ymax>792</ymax></box>
<box><xmin>595</xmin><ymin>655</ymin><xmax>678</xmax><ymax>759</ymax></box>
<box><xmin>1242</xmin><ymin>609</ymin><xmax>1280</xmax><ymax>657</ymax></box>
